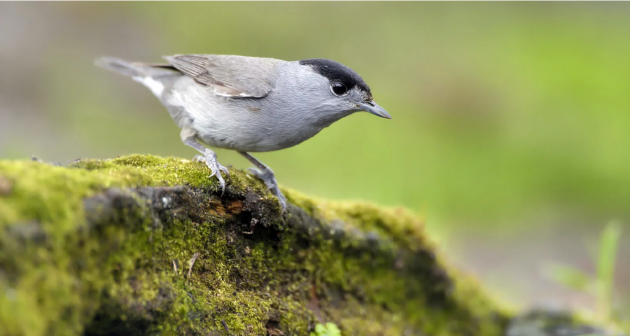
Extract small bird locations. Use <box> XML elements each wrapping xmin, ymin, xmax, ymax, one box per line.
<box><xmin>96</xmin><ymin>55</ymin><xmax>391</xmax><ymax>210</ymax></box>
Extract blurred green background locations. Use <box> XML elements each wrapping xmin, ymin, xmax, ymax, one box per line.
<box><xmin>0</xmin><ymin>2</ymin><xmax>628</xmax><ymax>314</ymax></box>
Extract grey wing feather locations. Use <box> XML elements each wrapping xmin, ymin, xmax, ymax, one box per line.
<box><xmin>164</xmin><ymin>54</ymin><xmax>281</xmax><ymax>98</ymax></box>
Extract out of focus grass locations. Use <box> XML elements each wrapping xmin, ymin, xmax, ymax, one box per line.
<box><xmin>545</xmin><ymin>222</ymin><xmax>627</xmax><ymax>329</ymax></box>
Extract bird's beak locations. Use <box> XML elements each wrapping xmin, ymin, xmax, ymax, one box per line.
<box><xmin>360</xmin><ymin>101</ymin><xmax>392</xmax><ymax>119</ymax></box>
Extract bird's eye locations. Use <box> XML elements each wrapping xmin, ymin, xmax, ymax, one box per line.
<box><xmin>331</xmin><ymin>82</ymin><xmax>348</xmax><ymax>96</ymax></box>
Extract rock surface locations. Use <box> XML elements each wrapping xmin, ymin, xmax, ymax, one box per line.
<box><xmin>0</xmin><ymin>155</ymin><xmax>617</xmax><ymax>336</ymax></box>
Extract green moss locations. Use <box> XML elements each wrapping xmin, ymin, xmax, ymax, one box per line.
<box><xmin>0</xmin><ymin>154</ymin><xmax>510</xmax><ymax>336</ymax></box>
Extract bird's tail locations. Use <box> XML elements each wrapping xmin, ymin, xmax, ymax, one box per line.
<box><xmin>95</xmin><ymin>56</ymin><xmax>174</xmax><ymax>77</ymax></box>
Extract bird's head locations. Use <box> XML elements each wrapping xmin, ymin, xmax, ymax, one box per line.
<box><xmin>299</xmin><ymin>58</ymin><xmax>391</xmax><ymax>121</ymax></box>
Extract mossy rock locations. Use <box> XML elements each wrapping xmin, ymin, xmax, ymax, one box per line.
<box><xmin>0</xmin><ymin>155</ymin><xmax>613</xmax><ymax>336</ymax></box>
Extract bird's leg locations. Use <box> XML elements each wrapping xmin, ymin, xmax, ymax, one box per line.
<box><xmin>183</xmin><ymin>137</ymin><xmax>230</xmax><ymax>196</ymax></box>
<box><xmin>238</xmin><ymin>152</ymin><xmax>287</xmax><ymax>212</ymax></box>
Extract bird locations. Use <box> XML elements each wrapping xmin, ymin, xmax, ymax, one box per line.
<box><xmin>95</xmin><ymin>54</ymin><xmax>391</xmax><ymax>211</ymax></box>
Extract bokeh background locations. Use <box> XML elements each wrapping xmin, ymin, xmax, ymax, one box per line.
<box><xmin>1</xmin><ymin>2</ymin><xmax>628</xmax><ymax>317</ymax></box>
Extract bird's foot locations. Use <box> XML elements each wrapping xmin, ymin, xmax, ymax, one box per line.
<box><xmin>247</xmin><ymin>167</ymin><xmax>287</xmax><ymax>212</ymax></box>
<box><xmin>193</xmin><ymin>150</ymin><xmax>230</xmax><ymax>195</ymax></box>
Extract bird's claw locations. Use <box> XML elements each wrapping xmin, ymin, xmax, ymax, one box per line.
<box><xmin>193</xmin><ymin>152</ymin><xmax>229</xmax><ymax>196</ymax></box>
<box><xmin>247</xmin><ymin>167</ymin><xmax>287</xmax><ymax>212</ymax></box>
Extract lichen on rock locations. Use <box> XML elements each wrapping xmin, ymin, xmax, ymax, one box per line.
<box><xmin>0</xmin><ymin>154</ymin><xmax>613</xmax><ymax>336</ymax></box>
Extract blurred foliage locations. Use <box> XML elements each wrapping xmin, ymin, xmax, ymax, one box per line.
<box><xmin>544</xmin><ymin>222</ymin><xmax>626</xmax><ymax>330</ymax></box>
<box><xmin>311</xmin><ymin>323</ymin><xmax>341</xmax><ymax>336</ymax></box>
<box><xmin>2</xmin><ymin>2</ymin><xmax>630</xmax><ymax>233</ymax></box>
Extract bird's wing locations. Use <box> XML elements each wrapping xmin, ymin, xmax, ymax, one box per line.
<box><xmin>164</xmin><ymin>54</ymin><xmax>281</xmax><ymax>98</ymax></box>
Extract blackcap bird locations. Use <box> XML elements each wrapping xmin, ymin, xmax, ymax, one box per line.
<box><xmin>96</xmin><ymin>55</ymin><xmax>391</xmax><ymax>211</ymax></box>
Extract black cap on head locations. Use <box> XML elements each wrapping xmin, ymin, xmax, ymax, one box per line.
<box><xmin>299</xmin><ymin>58</ymin><xmax>372</xmax><ymax>99</ymax></box>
